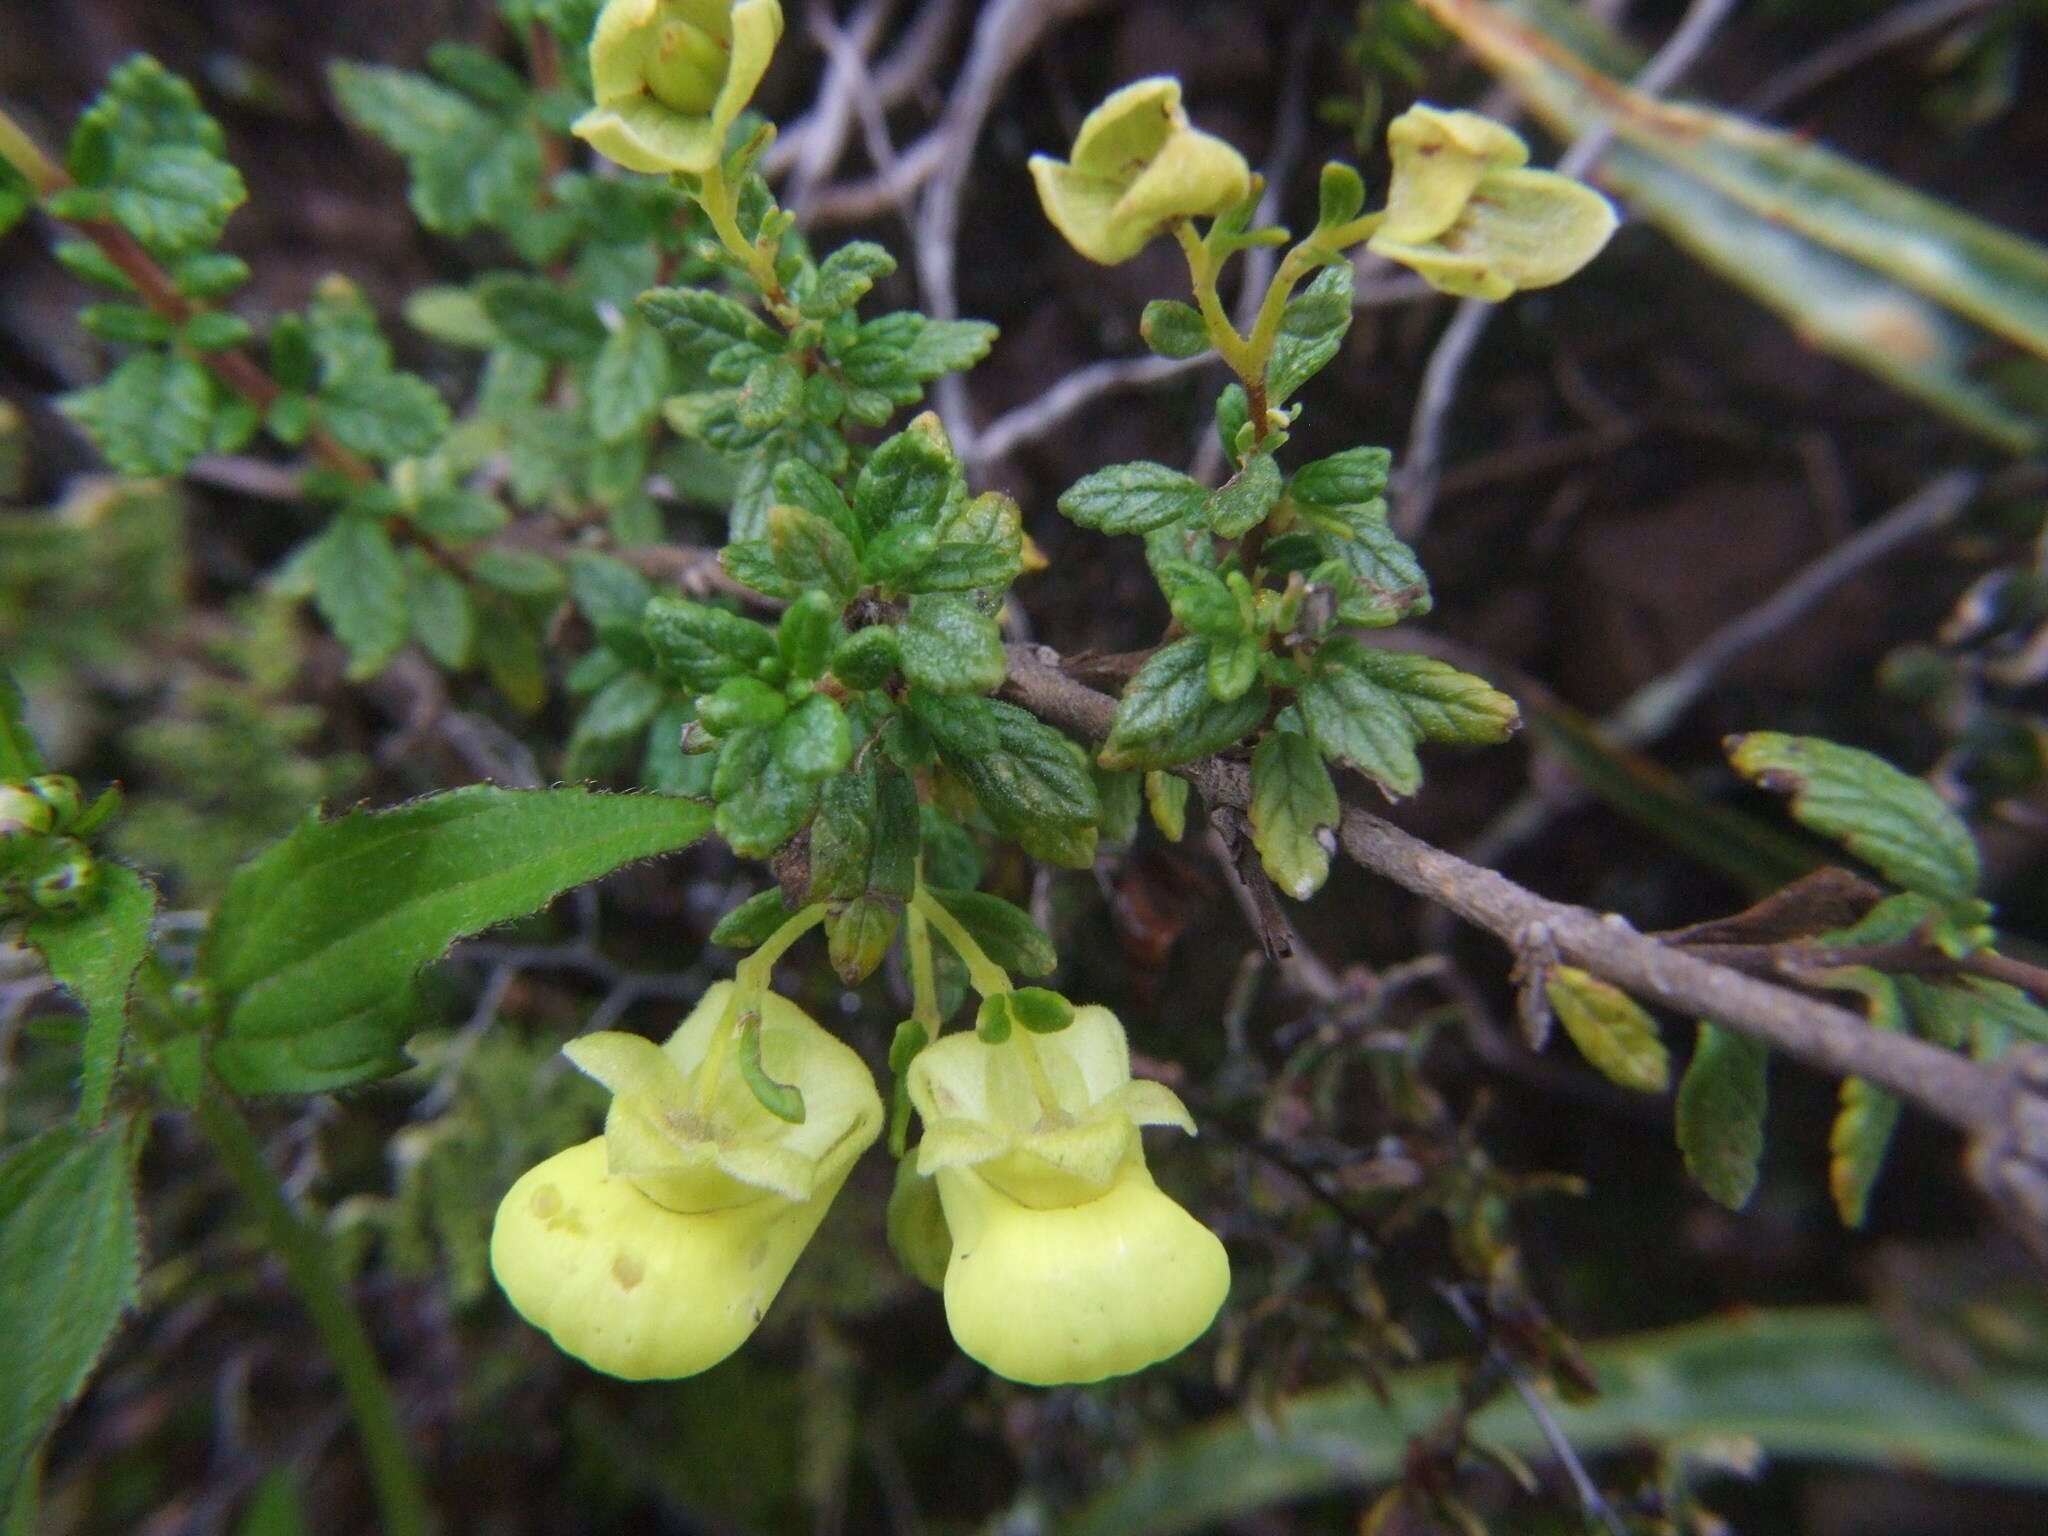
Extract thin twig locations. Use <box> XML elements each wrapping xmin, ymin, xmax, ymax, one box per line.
<box><xmin>969</xmin><ymin>354</ymin><xmax>1206</xmax><ymax>468</ymax></box>
<box><xmin>1745</xmin><ymin>0</ymin><xmax>2010</xmax><ymax>117</ymax></box>
<box><xmin>765</xmin><ymin>0</ymin><xmax>962</xmax><ymax>182</ymax></box>
<box><xmin>912</xmin><ymin>0</ymin><xmax>1102</xmax><ymax>456</ymax></box>
<box><xmin>998</xmin><ymin>644</ymin><xmax>2011</xmax><ymax>1136</ymax></box>
<box><xmin>785</xmin><ymin>0</ymin><xmax>900</xmax><ymax>213</ymax></box>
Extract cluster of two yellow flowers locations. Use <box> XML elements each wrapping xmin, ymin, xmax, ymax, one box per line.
<box><xmin>491</xmin><ymin>982</ymin><xmax>1230</xmax><ymax>1386</ymax></box>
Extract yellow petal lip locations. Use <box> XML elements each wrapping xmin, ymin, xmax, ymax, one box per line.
<box><xmin>1031</xmin><ymin>77</ymin><xmax>1250</xmax><ymax>265</ymax></box>
<box><xmin>1378</xmin><ymin>101</ymin><xmax>1532</xmax><ymax>246</ymax></box>
<box><xmin>490</xmin><ymin>1137</ymin><xmax>846</xmax><ymax>1380</ymax></box>
<box><xmin>576</xmin><ymin>0</ymin><xmax>784</xmax><ymax>174</ymax></box>
<box><xmin>1368</xmin><ymin>166</ymin><xmax>1618</xmax><ymax>302</ymax></box>
<box><xmin>936</xmin><ymin>1153</ymin><xmax>1230</xmax><ymax>1386</ymax></box>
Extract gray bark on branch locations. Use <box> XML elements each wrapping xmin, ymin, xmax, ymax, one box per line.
<box><xmin>998</xmin><ymin>644</ymin><xmax>2048</xmax><ymax>1241</ymax></box>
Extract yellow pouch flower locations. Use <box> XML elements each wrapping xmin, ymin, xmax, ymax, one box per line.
<box><xmin>490</xmin><ymin>980</ymin><xmax>882</xmax><ymax>1379</ymax></box>
<box><xmin>906</xmin><ymin>1005</ymin><xmax>1229</xmax><ymax>1385</ymax></box>
<box><xmin>1366</xmin><ymin>102</ymin><xmax>1617</xmax><ymax>302</ymax></box>
<box><xmin>572</xmin><ymin>0</ymin><xmax>784</xmax><ymax>176</ymax></box>
<box><xmin>1029</xmin><ymin>78</ymin><xmax>1251</xmax><ymax>266</ymax></box>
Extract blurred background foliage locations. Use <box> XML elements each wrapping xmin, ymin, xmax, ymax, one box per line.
<box><xmin>4</xmin><ymin>0</ymin><xmax>2048</xmax><ymax>1532</ymax></box>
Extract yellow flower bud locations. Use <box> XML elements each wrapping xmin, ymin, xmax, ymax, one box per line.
<box><xmin>573</xmin><ymin>0</ymin><xmax>784</xmax><ymax>176</ymax></box>
<box><xmin>490</xmin><ymin>981</ymin><xmax>881</xmax><ymax>1379</ymax></box>
<box><xmin>907</xmin><ymin>1006</ymin><xmax>1229</xmax><ymax>1385</ymax></box>
<box><xmin>1366</xmin><ymin>102</ymin><xmax>1617</xmax><ymax>302</ymax></box>
<box><xmin>1029</xmin><ymin>78</ymin><xmax>1252</xmax><ymax>266</ymax></box>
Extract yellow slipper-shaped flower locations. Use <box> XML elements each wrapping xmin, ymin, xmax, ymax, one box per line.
<box><xmin>1366</xmin><ymin>102</ymin><xmax>1617</xmax><ymax>301</ymax></box>
<box><xmin>907</xmin><ymin>1005</ymin><xmax>1230</xmax><ymax>1385</ymax></box>
<box><xmin>491</xmin><ymin>980</ymin><xmax>882</xmax><ymax>1379</ymax></box>
<box><xmin>1029</xmin><ymin>77</ymin><xmax>1251</xmax><ymax>266</ymax></box>
<box><xmin>573</xmin><ymin>0</ymin><xmax>785</xmax><ymax>175</ymax></box>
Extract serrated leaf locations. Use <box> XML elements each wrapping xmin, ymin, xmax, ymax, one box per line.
<box><xmin>1546</xmin><ymin>965</ymin><xmax>1670</xmax><ymax>1092</ymax></box>
<box><xmin>1059</xmin><ymin>461</ymin><xmax>1209</xmax><ymax>536</ymax></box>
<box><xmin>712</xmin><ymin>729</ymin><xmax>818</xmax><ymax>857</ymax></box>
<box><xmin>768</xmin><ymin>503</ymin><xmax>859</xmax><ymax>599</ymax></box>
<box><xmin>1729</xmin><ymin>733</ymin><xmax>1978</xmax><ymax>902</ymax></box>
<box><xmin>644</xmin><ymin>595</ymin><xmax>777</xmax><ymax>688</ymax></box>
<box><xmin>306</xmin><ymin>517</ymin><xmax>407</xmax><ymax>680</ymax></box>
<box><xmin>809</xmin><ymin>765</ymin><xmax>878</xmax><ymax>902</ymax></box>
<box><xmin>1675</xmin><ymin>1022</ymin><xmax>1768</xmax><ymax>1210</ymax></box>
<box><xmin>60</xmin><ymin>351</ymin><xmax>214</xmax><ymax>478</ymax></box>
<box><xmin>1101</xmin><ymin>638</ymin><xmax>1270</xmax><ymax>771</ymax></box>
<box><xmin>775</xmin><ymin>692</ymin><xmax>852</xmax><ymax>781</ymax></box>
<box><xmin>200</xmin><ymin>788</ymin><xmax>710</xmax><ymax>1092</ymax></box>
<box><xmin>588</xmin><ymin>317</ymin><xmax>670</xmax><ymax>442</ymax></box>
<box><xmin>330</xmin><ymin>61</ymin><xmax>537</xmax><ymax>234</ymax></box>
<box><xmin>928</xmin><ymin>889</ymin><xmax>1058</xmax><ymax>978</ymax></box>
<box><xmin>853</xmin><ymin>417</ymin><xmax>960</xmax><ymax>538</ymax></box>
<box><xmin>1250</xmin><ymin>732</ymin><xmax>1340</xmax><ymax>900</ymax></box>
<box><xmin>939</xmin><ymin>700</ymin><xmax>1099</xmax><ymax>864</ymax></box>
<box><xmin>1303</xmin><ymin>498</ymin><xmax>1432</xmax><ymax>625</ymax></box>
<box><xmin>898</xmin><ymin>594</ymin><xmax>1005</xmax><ymax>695</ymax></box>
<box><xmin>1268</xmin><ymin>263</ymin><xmax>1354</xmax><ymax>402</ymax></box>
<box><xmin>567</xmin><ymin>670</ymin><xmax>665</xmax><ymax>778</ymax></box>
<box><xmin>802</xmin><ymin>241</ymin><xmax>896</xmax><ymax>318</ymax></box>
<box><xmin>639</xmin><ymin>284</ymin><xmax>780</xmax><ymax>356</ymax></box>
<box><xmin>1207</xmin><ymin>451</ymin><xmax>1282</xmax><ymax>538</ymax></box>
<box><xmin>106</xmin><ymin>144</ymin><xmax>245</xmax><ymax>255</ymax></box>
<box><xmin>1831</xmin><ymin>1075</ymin><xmax>1900</xmax><ymax>1228</ymax></box>
<box><xmin>566</xmin><ymin>551</ymin><xmax>652</xmax><ymax>639</ymax></box>
<box><xmin>475</xmin><ymin>272</ymin><xmax>606</xmax><ymax>361</ymax></box>
<box><xmin>318</xmin><ymin>369</ymin><xmax>449</xmax><ymax>462</ymax></box>
<box><xmin>1297</xmin><ymin>638</ymin><xmax>1516</xmax><ymax>797</ymax></box>
<box><xmin>407</xmin><ymin>562</ymin><xmax>475</xmax><ymax>669</ymax></box>
<box><xmin>1293</xmin><ymin>446</ymin><xmax>1392</xmax><ymax>507</ymax></box>
<box><xmin>0</xmin><ymin>1119</ymin><xmax>141</xmax><ymax>1510</ymax></box>
<box><xmin>24</xmin><ymin>867</ymin><xmax>155</xmax><ymax>1124</ymax></box>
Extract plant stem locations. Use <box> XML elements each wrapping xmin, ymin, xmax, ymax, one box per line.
<box><xmin>910</xmin><ymin>887</ymin><xmax>1011</xmax><ymax>998</ymax></box>
<box><xmin>697</xmin><ymin>903</ymin><xmax>829</xmax><ymax>1107</ymax></box>
<box><xmin>905</xmin><ymin>900</ymin><xmax>941</xmax><ymax>1030</ymax></box>
<box><xmin>194</xmin><ymin>1087</ymin><xmax>434</xmax><ymax>1536</ymax></box>
<box><xmin>694</xmin><ymin>161</ymin><xmax>800</xmax><ymax>326</ymax></box>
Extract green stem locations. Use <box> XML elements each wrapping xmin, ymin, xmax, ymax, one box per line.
<box><xmin>0</xmin><ymin>101</ymin><xmax>65</xmax><ymax>195</ymax></box>
<box><xmin>195</xmin><ymin>1087</ymin><xmax>433</xmax><ymax>1536</ymax></box>
<box><xmin>697</xmin><ymin>902</ymin><xmax>829</xmax><ymax>1107</ymax></box>
<box><xmin>693</xmin><ymin>160</ymin><xmax>799</xmax><ymax>326</ymax></box>
<box><xmin>910</xmin><ymin>886</ymin><xmax>1011</xmax><ymax>999</ymax></box>
<box><xmin>905</xmin><ymin>900</ymin><xmax>941</xmax><ymax>1031</ymax></box>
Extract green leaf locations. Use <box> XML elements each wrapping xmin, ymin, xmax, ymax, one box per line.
<box><xmin>1140</xmin><ymin>300</ymin><xmax>1211</xmax><ymax>359</ymax></box>
<box><xmin>644</xmin><ymin>595</ymin><xmax>777</xmax><ymax>689</ymax></box>
<box><xmin>639</xmin><ymin>285</ymin><xmax>780</xmax><ymax>357</ymax></box>
<box><xmin>1675</xmin><ymin>1022</ymin><xmax>1768</xmax><ymax>1210</ymax></box>
<box><xmin>939</xmin><ymin>700</ymin><xmax>1099</xmax><ymax>865</ymax></box>
<box><xmin>588</xmin><ymin>317</ymin><xmax>671</xmax><ymax>442</ymax></box>
<box><xmin>777</xmin><ymin>591</ymin><xmax>839</xmax><ymax>682</ymax></box>
<box><xmin>329</xmin><ymin>62</ymin><xmax>538</xmax><ymax>235</ymax></box>
<box><xmin>566</xmin><ymin>551</ymin><xmax>652</xmax><ymax>640</ymax></box>
<box><xmin>1250</xmin><ymin>733</ymin><xmax>1340</xmax><ymax>900</ymax></box>
<box><xmin>475</xmin><ymin>273</ymin><xmax>606</xmax><ymax>361</ymax></box>
<box><xmin>826</xmin><ymin>895</ymin><xmax>900</xmax><ymax>985</ymax></box>
<box><xmin>768</xmin><ymin>503</ymin><xmax>859</xmax><ymax>599</ymax></box>
<box><xmin>567</xmin><ymin>670</ymin><xmax>665</xmax><ymax>778</ymax></box>
<box><xmin>830</xmin><ymin>624</ymin><xmax>899</xmax><ymax>690</ymax></box>
<box><xmin>775</xmin><ymin>693</ymin><xmax>852</xmax><ymax>781</ymax></box>
<box><xmin>1146</xmin><ymin>769</ymin><xmax>1190</xmax><ymax>842</ymax></box>
<box><xmin>107</xmin><ymin>145</ymin><xmax>244</xmax><ymax>255</ymax></box>
<box><xmin>0</xmin><ymin>670</ymin><xmax>43</xmax><ymax>780</ymax></box>
<box><xmin>1292</xmin><ymin>446</ymin><xmax>1391</xmax><ymax>507</ymax></box>
<box><xmin>1207</xmin><ymin>451</ymin><xmax>1282</xmax><ymax>538</ymax></box>
<box><xmin>1297</xmin><ymin>638</ymin><xmax>1517</xmax><ymax>798</ymax></box>
<box><xmin>1832</xmin><ymin>1075</ymin><xmax>1900</xmax><ymax>1228</ymax></box>
<box><xmin>898</xmin><ymin>594</ymin><xmax>1005</xmax><ymax>695</ymax></box>
<box><xmin>1317</xmin><ymin>161</ymin><xmax>1366</xmax><ymax>229</ymax></box>
<box><xmin>1101</xmin><ymin>638</ymin><xmax>1270</xmax><ymax>771</ymax></box>
<box><xmin>404</xmin><ymin>284</ymin><xmax>498</xmax><ymax>348</ymax></box>
<box><xmin>1268</xmin><ymin>263</ymin><xmax>1353</xmax><ymax>402</ymax></box>
<box><xmin>853</xmin><ymin>417</ymin><xmax>960</xmax><ymax>539</ymax></box>
<box><xmin>928</xmin><ymin>889</ymin><xmax>1057</xmax><ymax>979</ymax></box>
<box><xmin>318</xmin><ymin>369</ymin><xmax>449</xmax><ymax>462</ymax></box>
<box><xmin>24</xmin><ymin>867</ymin><xmax>156</xmax><ymax>1124</ymax></box>
<box><xmin>808</xmin><ymin>765</ymin><xmax>878</xmax><ymax>902</ymax></box>
<box><xmin>1545</xmin><ymin>965</ymin><xmax>1670</xmax><ymax>1092</ymax></box>
<box><xmin>307</xmin><ymin>517</ymin><xmax>408</xmax><ymax>681</ymax></box>
<box><xmin>802</xmin><ymin>241</ymin><xmax>897</xmax><ymax>319</ymax></box>
<box><xmin>59</xmin><ymin>351</ymin><xmax>214</xmax><ymax>478</ymax></box>
<box><xmin>1728</xmin><ymin>733</ymin><xmax>1979</xmax><ymax>902</ymax></box>
<box><xmin>712</xmin><ymin>729</ymin><xmax>818</xmax><ymax>858</ymax></box>
<box><xmin>709</xmin><ymin>887</ymin><xmax>799</xmax><ymax>948</ymax></box>
<box><xmin>472</xmin><ymin>548</ymin><xmax>564</xmax><ymax>599</ymax></box>
<box><xmin>199</xmin><ymin>787</ymin><xmax>712</xmax><ymax>1093</ymax></box>
<box><xmin>1058</xmin><ymin>461</ymin><xmax>1209</xmax><ymax>536</ymax></box>
<box><xmin>408</xmin><ymin>562</ymin><xmax>475</xmax><ymax>670</ymax></box>
<box><xmin>1302</xmin><ymin>499</ymin><xmax>1431</xmax><ymax>626</ymax></box>
<box><xmin>0</xmin><ymin>1119</ymin><xmax>140</xmax><ymax>1510</ymax></box>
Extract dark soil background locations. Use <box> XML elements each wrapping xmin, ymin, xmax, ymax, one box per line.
<box><xmin>6</xmin><ymin>1</ymin><xmax>2048</xmax><ymax>1533</ymax></box>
